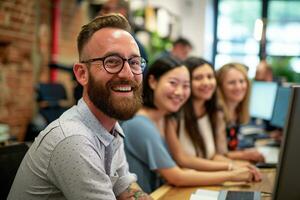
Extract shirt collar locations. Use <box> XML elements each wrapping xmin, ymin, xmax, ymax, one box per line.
<box><xmin>76</xmin><ymin>98</ymin><xmax>123</xmax><ymax>146</ymax></box>
<box><xmin>113</xmin><ymin>123</ymin><xmax>125</xmax><ymax>138</ymax></box>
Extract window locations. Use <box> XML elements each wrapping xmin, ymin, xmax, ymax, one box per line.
<box><xmin>215</xmin><ymin>0</ymin><xmax>300</xmax><ymax>81</ymax></box>
<box><xmin>267</xmin><ymin>0</ymin><xmax>300</xmax><ymax>81</ymax></box>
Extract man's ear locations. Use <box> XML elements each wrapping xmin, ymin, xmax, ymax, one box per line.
<box><xmin>148</xmin><ymin>75</ymin><xmax>157</xmax><ymax>90</ymax></box>
<box><xmin>73</xmin><ymin>63</ymin><xmax>88</xmax><ymax>86</ymax></box>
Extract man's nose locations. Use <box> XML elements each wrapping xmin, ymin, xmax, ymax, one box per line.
<box><xmin>118</xmin><ymin>61</ymin><xmax>134</xmax><ymax>78</ymax></box>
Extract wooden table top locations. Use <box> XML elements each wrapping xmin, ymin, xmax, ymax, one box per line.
<box><xmin>151</xmin><ymin>169</ymin><xmax>275</xmax><ymax>200</ymax></box>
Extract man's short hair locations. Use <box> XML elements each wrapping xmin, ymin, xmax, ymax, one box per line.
<box><xmin>173</xmin><ymin>37</ymin><xmax>192</xmax><ymax>48</ymax></box>
<box><xmin>77</xmin><ymin>13</ymin><xmax>131</xmax><ymax>61</ymax></box>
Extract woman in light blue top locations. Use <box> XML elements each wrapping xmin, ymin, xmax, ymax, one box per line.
<box><xmin>123</xmin><ymin>56</ymin><xmax>256</xmax><ymax>193</ymax></box>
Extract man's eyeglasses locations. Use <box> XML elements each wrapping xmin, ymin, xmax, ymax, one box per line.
<box><xmin>81</xmin><ymin>55</ymin><xmax>147</xmax><ymax>75</ymax></box>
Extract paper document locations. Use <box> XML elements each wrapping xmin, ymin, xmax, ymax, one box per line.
<box><xmin>257</xmin><ymin>146</ymin><xmax>279</xmax><ymax>163</ymax></box>
<box><xmin>190</xmin><ymin>189</ymin><xmax>220</xmax><ymax>200</ymax></box>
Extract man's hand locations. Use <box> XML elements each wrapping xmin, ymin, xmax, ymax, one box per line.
<box><xmin>117</xmin><ymin>187</ymin><xmax>153</xmax><ymax>200</ymax></box>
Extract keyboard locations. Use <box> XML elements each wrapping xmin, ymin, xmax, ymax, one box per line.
<box><xmin>256</xmin><ymin>162</ymin><xmax>277</xmax><ymax>168</ymax></box>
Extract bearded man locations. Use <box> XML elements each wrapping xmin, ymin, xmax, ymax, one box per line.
<box><xmin>8</xmin><ymin>14</ymin><xmax>151</xmax><ymax>200</ymax></box>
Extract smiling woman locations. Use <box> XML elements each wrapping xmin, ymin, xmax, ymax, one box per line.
<box><xmin>165</xmin><ymin>57</ymin><xmax>226</xmax><ymax>162</ymax></box>
<box><xmin>122</xmin><ymin>56</ymin><xmax>259</xmax><ymax>194</ymax></box>
<box><xmin>122</xmin><ymin>56</ymin><xmax>190</xmax><ymax>193</ymax></box>
<box><xmin>216</xmin><ymin>62</ymin><xmax>265</xmax><ymax>163</ymax></box>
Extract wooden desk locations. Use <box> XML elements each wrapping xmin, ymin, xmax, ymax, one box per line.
<box><xmin>151</xmin><ymin>169</ymin><xmax>275</xmax><ymax>200</ymax></box>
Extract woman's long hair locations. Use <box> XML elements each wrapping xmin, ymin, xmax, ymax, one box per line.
<box><xmin>182</xmin><ymin>57</ymin><xmax>218</xmax><ymax>157</ymax></box>
<box><xmin>216</xmin><ymin>62</ymin><xmax>250</xmax><ymax>125</ymax></box>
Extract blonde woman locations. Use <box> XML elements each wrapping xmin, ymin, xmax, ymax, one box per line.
<box><xmin>216</xmin><ymin>62</ymin><xmax>265</xmax><ymax>163</ymax></box>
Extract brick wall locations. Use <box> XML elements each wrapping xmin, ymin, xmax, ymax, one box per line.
<box><xmin>0</xmin><ymin>0</ymin><xmax>46</xmax><ymax>140</ymax></box>
<box><xmin>0</xmin><ymin>0</ymin><xmax>89</xmax><ymax>140</ymax></box>
<box><xmin>56</xmin><ymin>0</ymin><xmax>89</xmax><ymax>105</ymax></box>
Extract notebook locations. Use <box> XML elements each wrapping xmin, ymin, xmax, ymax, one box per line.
<box><xmin>190</xmin><ymin>189</ymin><xmax>261</xmax><ymax>200</ymax></box>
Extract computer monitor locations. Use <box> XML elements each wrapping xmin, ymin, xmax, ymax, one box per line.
<box><xmin>250</xmin><ymin>81</ymin><xmax>278</xmax><ymax>120</ymax></box>
<box><xmin>272</xmin><ymin>85</ymin><xmax>300</xmax><ymax>200</ymax></box>
<box><xmin>270</xmin><ymin>86</ymin><xmax>292</xmax><ymax>128</ymax></box>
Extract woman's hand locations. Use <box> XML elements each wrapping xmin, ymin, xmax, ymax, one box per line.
<box><xmin>230</xmin><ymin>167</ymin><xmax>253</xmax><ymax>182</ymax></box>
<box><xmin>243</xmin><ymin>149</ymin><xmax>265</xmax><ymax>163</ymax></box>
<box><xmin>247</xmin><ymin>164</ymin><xmax>262</xmax><ymax>182</ymax></box>
<box><xmin>231</xmin><ymin>159</ymin><xmax>262</xmax><ymax>182</ymax></box>
<box><xmin>232</xmin><ymin>164</ymin><xmax>262</xmax><ymax>182</ymax></box>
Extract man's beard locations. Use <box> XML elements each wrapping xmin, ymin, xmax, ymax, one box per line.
<box><xmin>87</xmin><ymin>73</ymin><xmax>142</xmax><ymax>120</ymax></box>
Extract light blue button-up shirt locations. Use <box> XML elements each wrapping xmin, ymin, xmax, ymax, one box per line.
<box><xmin>8</xmin><ymin>99</ymin><xmax>136</xmax><ymax>200</ymax></box>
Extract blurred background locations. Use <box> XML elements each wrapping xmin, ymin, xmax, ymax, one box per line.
<box><xmin>0</xmin><ymin>0</ymin><xmax>299</xmax><ymax>141</ymax></box>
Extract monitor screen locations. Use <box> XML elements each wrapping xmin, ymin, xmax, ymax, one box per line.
<box><xmin>249</xmin><ymin>81</ymin><xmax>278</xmax><ymax>120</ymax></box>
<box><xmin>272</xmin><ymin>85</ymin><xmax>300</xmax><ymax>200</ymax></box>
<box><xmin>270</xmin><ymin>86</ymin><xmax>292</xmax><ymax>128</ymax></box>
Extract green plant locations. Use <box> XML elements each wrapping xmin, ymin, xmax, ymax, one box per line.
<box><xmin>269</xmin><ymin>56</ymin><xmax>300</xmax><ymax>83</ymax></box>
<box><xmin>146</xmin><ymin>31</ymin><xmax>172</xmax><ymax>64</ymax></box>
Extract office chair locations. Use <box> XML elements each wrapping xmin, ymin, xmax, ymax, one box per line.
<box><xmin>25</xmin><ymin>83</ymin><xmax>68</xmax><ymax>141</ymax></box>
<box><xmin>37</xmin><ymin>83</ymin><xmax>68</xmax><ymax>123</ymax></box>
<box><xmin>0</xmin><ymin>143</ymin><xmax>29</xmax><ymax>200</ymax></box>
<box><xmin>24</xmin><ymin>83</ymin><xmax>68</xmax><ymax>141</ymax></box>
<box><xmin>37</xmin><ymin>83</ymin><xmax>67</xmax><ymax>105</ymax></box>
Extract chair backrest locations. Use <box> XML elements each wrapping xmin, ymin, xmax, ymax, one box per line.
<box><xmin>37</xmin><ymin>83</ymin><xmax>68</xmax><ymax>123</ymax></box>
<box><xmin>0</xmin><ymin>143</ymin><xmax>29</xmax><ymax>200</ymax></box>
<box><xmin>40</xmin><ymin>106</ymin><xmax>67</xmax><ymax>123</ymax></box>
<box><xmin>37</xmin><ymin>83</ymin><xmax>67</xmax><ymax>105</ymax></box>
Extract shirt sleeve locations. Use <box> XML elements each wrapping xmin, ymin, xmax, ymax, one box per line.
<box><xmin>47</xmin><ymin>135</ymin><xmax>116</xmax><ymax>200</ymax></box>
<box><xmin>123</xmin><ymin>117</ymin><xmax>176</xmax><ymax>170</ymax></box>
<box><xmin>112</xmin><ymin>141</ymin><xmax>137</xmax><ymax>196</ymax></box>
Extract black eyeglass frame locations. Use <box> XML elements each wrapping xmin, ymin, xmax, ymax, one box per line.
<box><xmin>81</xmin><ymin>55</ymin><xmax>147</xmax><ymax>75</ymax></box>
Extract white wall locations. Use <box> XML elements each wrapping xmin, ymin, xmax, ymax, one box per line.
<box><xmin>146</xmin><ymin>0</ymin><xmax>214</xmax><ymax>61</ymax></box>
